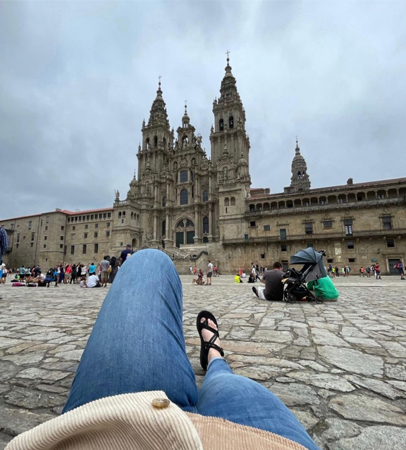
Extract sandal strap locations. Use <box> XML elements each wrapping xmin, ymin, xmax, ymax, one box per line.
<box><xmin>203</xmin><ymin>333</ymin><xmax>225</xmax><ymax>356</ymax></box>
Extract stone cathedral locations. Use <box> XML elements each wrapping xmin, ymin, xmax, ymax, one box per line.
<box><xmin>2</xmin><ymin>57</ymin><xmax>406</xmax><ymax>274</ymax></box>
<box><xmin>112</xmin><ymin>57</ymin><xmax>251</xmax><ymax>254</ymax></box>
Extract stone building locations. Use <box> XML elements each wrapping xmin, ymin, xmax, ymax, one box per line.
<box><xmin>1</xmin><ymin>57</ymin><xmax>405</xmax><ymax>274</ymax></box>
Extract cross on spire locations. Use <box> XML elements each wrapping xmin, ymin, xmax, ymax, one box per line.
<box><xmin>184</xmin><ymin>100</ymin><xmax>187</xmax><ymax>114</ymax></box>
<box><xmin>158</xmin><ymin>75</ymin><xmax>162</xmax><ymax>88</ymax></box>
<box><xmin>226</xmin><ymin>50</ymin><xmax>230</xmax><ymax>64</ymax></box>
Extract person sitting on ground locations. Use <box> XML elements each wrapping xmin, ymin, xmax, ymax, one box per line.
<box><xmin>247</xmin><ymin>273</ymin><xmax>255</xmax><ymax>283</ymax></box>
<box><xmin>252</xmin><ymin>261</ymin><xmax>285</xmax><ymax>300</ymax></box>
<box><xmin>192</xmin><ymin>268</ymin><xmax>204</xmax><ymax>285</ymax></box>
<box><xmin>79</xmin><ymin>277</ymin><xmax>87</xmax><ymax>288</ymax></box>
<box><xmin>87</xmin><ymin>272</ymin><xmax>100</xmax><ymax>288</ymax></box>
<box><xmin>234</xmin><ymin>274</ymin><xmax>243</xmax><ymax>283</ymax></box>
<box><xmin>37</xmin><ymin>273</ymin><xmax>46</xmax><ymax>287</ymax></box>
<box><xmin>44</xmin><ymin>268</ymin><xmax>57</xmax><ymax>288</ymax></box>
<box><xmin>307</xmin><ymin>276</ymin><xmax>339</xmax><ymax>301</ymax></box>
<box><xmin>6</xmin><ymin>249</ymin><xmax>320</xmax><ymax>450</ymax></box>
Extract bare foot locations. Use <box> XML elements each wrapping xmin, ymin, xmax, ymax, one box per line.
<box><xmin>200</xmin><ymin>318</ymin><xmax>223</xmax><ymax>364</ymax></box>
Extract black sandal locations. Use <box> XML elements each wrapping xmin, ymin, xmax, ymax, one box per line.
<box><xmin>196</xmin><ymin>310</ymin><xmax>224</xmax><ymax>371</ymax></box>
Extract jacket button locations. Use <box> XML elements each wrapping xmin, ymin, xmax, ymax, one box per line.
<box><xmin>152</xmin><ymin>398</ymin><xmax>170</xmax><ymax>409</ymax></box>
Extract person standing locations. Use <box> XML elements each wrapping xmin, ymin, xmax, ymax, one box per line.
<box><xmin>374</xmin><ymin>263</ymin><xmax>381</xmax><ymax>279</ymax></box>
<box><xmin>206</xmin><ymin>260</ymin><xmax>214</xmax><ymax>285</ymax></box>
<box><xmin>395</xmin><ymin>261</ymin><xmax>405</xmax><ymax>280</ymax></box>
<box><xmin>120</xmin><ymin>244</ymin><xmax>133</xmax><ymax>266</ymax></box>
<box><xmin>100</xmin><ymin>256</ymin><xmax>110</xmax><ymax>287</ymax></box>
<box><xmin>252</xmin><ymin>262</ymin><xmax>284</xmax><ymax>300</ymax></box>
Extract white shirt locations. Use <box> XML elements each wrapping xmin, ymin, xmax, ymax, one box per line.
<box><xmin>208</xmin><ymin>262</ymin><xmax>213</xmax><ymax>272</ymax></box>
<box><xmin>87</xmin><ymin>274</ymin><xmax>99</xmax><ymax>288</ymax></box>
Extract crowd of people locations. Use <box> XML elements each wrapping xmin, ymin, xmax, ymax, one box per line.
<box><xmin>1</xmin><ymin>244</ymin><xmax>136</xmax><ymax>288</ymax></box>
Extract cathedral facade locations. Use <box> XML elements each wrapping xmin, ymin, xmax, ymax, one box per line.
<box><xmin>2</xmin><ymin>59</ymin><xmax>406</xmax><ymax>274</ymax></box>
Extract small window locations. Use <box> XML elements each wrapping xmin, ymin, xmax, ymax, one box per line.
<box><xmin>180</xmin><ymin>189</ymin><xmax>188</xmax><ymax>205</ymax></box>
<box><xmin>61</xmin><ymin>226</ymin><xmax>64</xmax><ymax>230</ymax></box>
<box><xmin>45</xmin><ymin>226</ymin><xmax>48</xmax><ymax>230</ymax></box>
<box><xmin>280</xmin><ymin>229</ymin><xmax>287</xmax><ymax>240</ymax></box>
<box><xmin>305</xmin><ymin>223</ymin><xmax>313</xmax><ymax>235</ymax></box>
<box><xmin>28</xmin><ymin>221</ymin><xmax>32</xmax><ymax>230</ymax></box>
<box><xmin>72</xmin><ymin>226</ymin><xmax>76</xmax><ymax>230</ymax></box>
<box><xmin>31</xmin><ymin>232</ymin><xmax>35</xmax><ymax>241</ymax></box>
<box><xmin>180</xmin><ymin>170</ymin><xmax>188</xmax><ymax>183</ymax></box>
<box><xmin>347</xmin><ymin>241</ymin><xmax>354</xmax><ymax>249</ymax></box>
<box><xmin>94</xmin><ymin>232</ymin><xmax>98</xmax><ymax>238</ymax></box>
<box><xmin>30</xmin><ymin>242</ymin><xmax>33</xmax><ymax>247</ymax></box>
<box><xmin>219</xmin><ymin>118</ymin><xmax>224</xmax><ymax>131</ymax></box>
<box><xmin>344</xmin><ymin>219</ymin><xmax>353</xmax><ymax>236</ymax></box>
<box><xmin>203</xmin><ymin>216</ymin><xmax>209</xmax><ymax>234</ymax></box>
<box><xmin>260</xmin><ymin>253</ymin><xmax>265</xmax><ymax>259</ymax></box>
<box><xmin>71</xmin><ymin>245</ymin><xmax>75</xmax><ymax>255</ymax></box>
<box><xmin>264</xmin><ymin>225</ymin><xmax>270</xmax><ymax>231</ymax></box>
<box><xmin>94</xmin><ymin>243</ymin><xmax>99</xmax><ymax>253</ymax></box>
<box><xmin>91</xmin><ymin>215</ymin><xmax>94</xmax><ymax>220</ymax></box>
<box><xmin>162</xmin><ymin>196</ymin><xmax>167</xmax><ymax>207</ymax></box>
<box><xmin>250</xmin><ymin>221</ymin><xmax>256</xmax><ymax>227</ymax></box>
<box><xmin>244</xmin><ymin>234</ymin><xmax>249</xmax><ymax>242</ymax></box>
<box><xmin>327</xmin><ymin>258</ymin><xmax>334</xmax><ymax>264</ymax></box>
<box><xmin>108</xmin><ymin>213</ymin><xmax>111</xmax><ymax>218</ymax></box>
<box><xmin>84</xmin><ymin>233</ymin><xmax>88</xmax><ymax>239</ymax></box>
<box><xmin>323</xmin><ymin>220</ymin><xmax>332</xmax><ymax>228</ymax></box>
<box><xmin>386</xmin><ymin>239</ymin><xmax>395</xmax><ymax>248</ymax></box>
<box><xmin>281</xmin><ymin>244</ymin><xmax>287</xmax><ymax>252</ymax></box>
<box><xmin>203</xmin><ymin>191</ymin><xmax>208</xmax><ymax>202</ymax></box>
<box><xmin>46</xmin><ymin>216</ymin><xmax>49</xmax><ymax>223</ymax></box>
<box><xmin>382</xmin><ymin>216</ymin><xmax>392</xmax><ymax>230</ymax></box>
<box><xmin>107</xmin><ymin>222</ymin><xmax>110</xmax><ymax>227</ymax></box>
<box><xmin>85</xmin><ymin>224</ymin><xmax>89</xmax><ymax>229</ymax></box>
<box><xmin>60</xmin><ymin>236</ymin><xmax>63</xmax><ymax>241</ymax></box>
<box><xmin>83</xmin><ymin>244</ymin><xmax>87</xmax><ymax>254</ymax></box>
<box><xmin>225</xmin><ymin>198</ymin><xmax>229</xmax><ymax>206</ymax></box>
<box><xmin>229</xmin><ymin>116</ymin><xmax>234</xmax><ymax>129</ymax></box>
<box><xmin>60</xmin><ymin>244</ymin><xmax>63</xmax><ymax>249</ymax></box>
<box><xmin>230</xmin><ymin>197</ymin><xmax>235</xmax><ymax>206</ymax></box>
<box><xmin>43</xmin><ymin>244</ymin><xmax>46</xmax><ymax>248</ymax></box>
<box><xmin>95</xmin><ymin>224</ymin><xmax>98</xmax><ymax>228</ymax></box>
<box><xmin>348</xmin><ymin>258</ymin><xmax>356</xmax><ymax>263</ymax></box>
<box><xmin>106</xmin><ymin>231</ymin><xmax>110</xmax><ymax>237</ymax></box>
<box><xmin>44</xmin><ymin>236</ymin><xmax>47</xmax><ymax>241</ymax></box>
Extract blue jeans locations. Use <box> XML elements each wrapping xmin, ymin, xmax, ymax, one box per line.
<box><xmin>63</xmin><ymin>249</ymin><xmax>319</xmax><ymax>450</ymax></box>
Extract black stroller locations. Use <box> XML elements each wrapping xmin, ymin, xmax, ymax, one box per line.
<box><xmin>282</xmin><ymin>248</ymin><xmax>327</xmax><ymax>303</ymax></box>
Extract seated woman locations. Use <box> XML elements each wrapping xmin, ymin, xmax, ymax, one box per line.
<box><xmin>307</xmin><ymin>276</ymin><xmax>339</xmax><ymax>301</ymax></box>
<box><xmin>192</xmin><ymin>268</ymin><xmax>204</xmax><ymax>285</ymax></box>
<box><xmin>6</xmin><ymin>250</ymin><xmax>320</xmax><ymax>450</ymax></box>
<box><xmin>234</xmin><ymin>274</ymin><xmax>243</xmax><ymax>283</ymax></box>
<box><xmin>247</xmin><ymin>273</ymin><xmax>256</xmax><ymax>283</ymax></box>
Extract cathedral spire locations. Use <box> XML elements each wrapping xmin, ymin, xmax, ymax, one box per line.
<box><xmin>147</xmin><ymin>76</ymin><xmax>170</xmax><ymax>129</ymax></box>
<box><xmin>289</xmin><ymin>139</ymin><xmax>311</xmax><ymax>192</ymax></box>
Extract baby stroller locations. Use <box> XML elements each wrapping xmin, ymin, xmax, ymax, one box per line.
<box><xmin>282</xmin><ymin>248</ymin><xmax>327</xmax><ymax>303</ymax></box>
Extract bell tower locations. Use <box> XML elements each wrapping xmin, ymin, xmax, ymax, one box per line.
<box><xmin>288</xmin><ymin>139</ymin><xmax>311</xmax><ymax>192</ymax></box>
<box><xmin>210</xmin><ymin>54</ymin><xmax>250</xmax><ymax>171</ymax></box>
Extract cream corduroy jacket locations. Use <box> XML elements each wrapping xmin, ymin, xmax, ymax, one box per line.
<box><xmin>5</xmin><ymin>391</ymin><xmax>308</xmax><ymax>450</ymax></box>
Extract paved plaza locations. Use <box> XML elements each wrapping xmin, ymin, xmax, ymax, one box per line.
<box><xmin>0</xmin><ymin>275</ymin><xmax>406</xmax><ymax>449</ymax></box>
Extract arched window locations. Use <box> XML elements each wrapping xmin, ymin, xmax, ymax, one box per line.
<box><xmin>162</xmin><ymin>196</ymin><xmax>167</xmax><ymax>207</ymax></box>
<box><xmin>203</xmin><ymin>216</ymin><xmax>209</xmax><ymax>234</ymax></box>
<box><xmin>154</xmin><ymin>136</ymin><xmax>158</xmax><ymax>147</ymax></box>
<box><xmin>146</xmin><ymin>138</ymin><xmax>150</xmax><ymax>150</ymax></box>
<box><xmin>180</xmin><ymin>189</ymin><xmax>188</xmax><ymax>205</ymax></box>
<box><xmin>162</xmin><ymin>220</ymin><xmax>166</xmax><ymax>237</ymax></box>
<box><xmin>180</xmin><ymin>170</ymin><xmax>188</xmax><ymax>182</ymax></box>
<box><xmin>186</xmin><ymin>219</ymin><xmax>194</xmax><ymax>227</ymax></box>
<box><xmin>229</xmin><ymin>116</ymin><xmax>234</xmax><ymax>129</ymax></box>
<box><xmin>224</xmin><ymin>197</ymin><xmax>229</xmax><ymax>206</ymax></box>
<box><xmin>219</xmin><ymin>119</ymin><xmax>224</xmax><ymax>131</ymax></box>
<box><xmin>118</xmin><ymin>212</ymin><xmax>122</xmax><ymax>218</ymax></box>
<box><xmin>177</xmin><ymin>220</ymin><xmax>185</xmax><ymax>228</ymax></box>
<box><xmin>230</xmin><ymin>197</ymin><xmax>235</xmax><ymax>206</ymax></box>
<box><xmin>122</xmin><ymin>211</ymin><xmax>126</xmax><ymax>217</ymax></box>
<box><xmin>202</xmin><ymin>190</ymin><xmax>208</xmax><ymax>202</ymax></box>
<box><xmin>131</xmin><ymin>212</ymin><xmax>134</xmax><ymax>219</ymax></box>
<box><xmin>173</xmin><ymin>161</ymin><xmax>178</xmax><ymax>171</ymax></box>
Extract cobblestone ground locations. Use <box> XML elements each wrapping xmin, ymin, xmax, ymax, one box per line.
<box><xmin>1</xmin><ymin>275</ymin><xmax>406</xmax><ymax>449</ymax></box>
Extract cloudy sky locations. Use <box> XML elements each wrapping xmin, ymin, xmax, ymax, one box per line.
<box><xmin>1</xmin><ymin>0</ymin><xmax>405</xmax><ymax>220</ymax></box>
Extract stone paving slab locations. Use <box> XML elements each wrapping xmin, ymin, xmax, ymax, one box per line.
<box><xmin>0</xmin><ymin>276</ymin><xmax>406</xmax><ymax>449</ymax></box>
